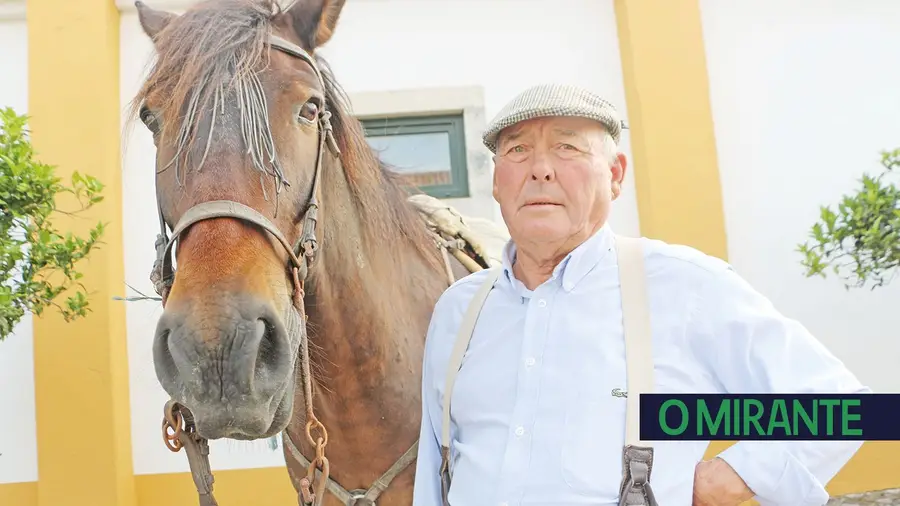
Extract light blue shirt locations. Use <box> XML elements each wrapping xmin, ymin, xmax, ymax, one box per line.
<box><xmin>412</xmin><ymin>225</ymin><xmax>869</xmax><ymax>506</ymax></box>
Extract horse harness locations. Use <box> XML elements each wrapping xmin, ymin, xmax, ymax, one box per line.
<box><xmin>151</xmin><ymin>33</ymin><xmax>441</xmax><ymax>506</ymax></box>
<box><xmin>438</xmin><ymin>235</ymin><xmax>660</xmax><ymax>506</ymax></box>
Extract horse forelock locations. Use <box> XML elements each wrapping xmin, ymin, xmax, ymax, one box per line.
<box><xmin>133</xmin><ymin>0</ymin><xmax>286</xmax><ymax>193</ymax></box>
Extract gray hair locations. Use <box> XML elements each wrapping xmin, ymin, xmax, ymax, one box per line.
<box><xmin>599</xmin><ymin>130</ymin><xmax>619</xmax><ymax>166</ymax></box>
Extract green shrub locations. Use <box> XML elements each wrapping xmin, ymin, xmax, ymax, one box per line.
<box><xmin>0</xmin><ymin>107</ymin><xmax>106</xmax><ymax>340</ymax></box>
<box><xmin>798</xmin><ymin>148</ymin><xmax>900</xmax><ymax>290</ymax></box>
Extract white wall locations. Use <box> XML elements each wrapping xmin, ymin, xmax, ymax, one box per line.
<box><xmin>700</xmin><ymin>0</ymin><xmax>900</xmax><ymax>393</ymax></box>
<box><xmin>0</xmin><ymin>18</ymin><xmax>39</xmax><ymax>485</ymax></box>
<box><xmin>118</xmin><ymin>0</ymin><xmax>638</xmax><ymax>475</ymax></box>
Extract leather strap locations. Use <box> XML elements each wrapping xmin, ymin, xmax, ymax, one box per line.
<box><xmin>283</xmin><ymin>428</ymin><xmax>419</xmax><ymax>506</ymax></box>
<box><xmin>618</xmin><ymin>446</ymin><xmax>658</xmax><ymax>506</ymax></box>
<box><xmin>155</xmin><ymin>200</ymin><xmax>306</xmax><ymax>291</ymax></box>
<box><xmin>269</xmin><ymin>34</ymin><xmax>322</xmax><ymax>78</ymax></box>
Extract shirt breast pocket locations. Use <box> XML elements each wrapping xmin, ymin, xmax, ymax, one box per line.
<box><xmin>560</xmin><ymin>388</ymin><xmax>627</xmax><ymax>500</ymax></box>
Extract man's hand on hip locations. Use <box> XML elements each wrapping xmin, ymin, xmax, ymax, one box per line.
<box><xmin>692</xmin><ymin>457</ymin><xmax>755</xmax><ymax>506</ymax></box>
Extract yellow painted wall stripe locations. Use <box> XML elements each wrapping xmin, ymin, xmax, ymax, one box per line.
<box><xmin>613</xmin><ymin>0</ymin><xmax>899</xmax><ymax>500</ymax></box>
<box><xmin>27</xmin><ymin>1</ymin><xmax>136</xmax><ymax>505</ymax></box>
<box><xmin>0</xmin><ymin>482</ymin><xmax>37</xmax><ymax>506</ymax></box>
<box><xmin>136</xmin><ymin>468</ymin><xmax>296</xmax><ymax>505</ymax></box>
<box><xmin>0</xmin><ymin>469</ymin><xmax>296</xmax><ymax>506</ymax></box>
<box><xmin>614</xmin><ymin>0</ymin><xmax>728</xmax><ymax>260</ymax></box>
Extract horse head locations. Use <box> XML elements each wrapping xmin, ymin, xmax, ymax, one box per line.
<box><xmin>134</xmin><ymin>0</ymin><xmax>348</xmax><ymax>441</ymax></box>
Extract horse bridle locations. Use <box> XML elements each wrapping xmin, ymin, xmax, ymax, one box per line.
<box><xmin>152</xmin><ymin>34</ymin><xmax>418</xmax><ymax>506</ymax></box>
<box><xmin>150</xmin><ymin>34</ymin><xmax>334</xmax><ymax>302</ymax></box>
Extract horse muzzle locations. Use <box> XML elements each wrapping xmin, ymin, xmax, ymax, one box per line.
<box><xmin>153</xmin><ymin>293</ymin><xmax>296</xmax><ymax>440</ymax></box>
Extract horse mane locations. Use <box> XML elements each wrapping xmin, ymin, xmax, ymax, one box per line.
<box><xmin>130</xmin><ymin>0</ymin><xmax>444</xmax><ymax>274</ymax></box>
<box><xmin>316</xmin><ymin>59</ymin><xmax>445</xmax><ymax>273</ymax></box>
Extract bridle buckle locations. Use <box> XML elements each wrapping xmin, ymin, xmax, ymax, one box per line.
<box><xmin>347</xmin><ymin>490</ymin><xmax>374</xmax><ymax>506</ymax></box>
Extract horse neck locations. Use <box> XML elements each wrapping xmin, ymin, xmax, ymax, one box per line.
<box><xmin>285</xmin><ymin>139</ymin><xmax>450</xmax><ymax>491</ymax></box>
<box><xmin>304</xmin><ymin>153</ymin><xmax>449</xmax><ymax>390</ymax></box>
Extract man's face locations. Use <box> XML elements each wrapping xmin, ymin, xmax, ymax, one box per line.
<box><xmin>492</xmin><ymin>116</ymin><xmax>627</xmax><ymax>247</ymax></box>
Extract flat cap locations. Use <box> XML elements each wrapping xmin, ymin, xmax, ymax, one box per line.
<box><xmin>482</xmin><ymin>83</ymin><xmax>624</xmax><ymax>153</ymax></box>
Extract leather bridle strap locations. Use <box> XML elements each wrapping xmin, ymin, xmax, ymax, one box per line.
<box><xmin>269</xmin><ymin>33</ymin><xmax>340</xmax><ymax>287</ymax></box>
<box><xmin>283</xmin><ymin>428</ymin><xmax>420</xmax><ymax>506</ymax></box>
<box><xmin>153</xmin><ymin>199</ymin><xmax>305</xmax><ymax>297</ymax></box>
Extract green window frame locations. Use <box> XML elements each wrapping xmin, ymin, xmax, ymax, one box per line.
<box><xmin>360</xmin><ymin>114</ymin><xmax>470</xmax><ymax>199</ymax></box>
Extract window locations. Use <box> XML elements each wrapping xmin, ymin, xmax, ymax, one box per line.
<box><xmin>360</xmin><ymin>114</ymin><xmax>470</xmax><ymax>199</ymax></box>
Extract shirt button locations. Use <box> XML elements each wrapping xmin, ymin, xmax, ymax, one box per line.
<box><xmin>537</xmin><ymin>299</ymin><xmax>547</xmax><ymax>307</ymax></box>
<box><xmin>524</xmin><ymin>357</ymin><xmax>535</xmax><ymax>367</ymax></box>
<box><xmin>515</xmin><ymin>426</ymin><xmax>525</xmax><ymax>436</ymax></box>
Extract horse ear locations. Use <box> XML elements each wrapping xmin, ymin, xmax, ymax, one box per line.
<box><xmin>284</xmin><ymin>0</ymin><xmax>347</xmax><ymax>50</ymax></box>
<box><xmin>135</xmin><ymin>1</ymin><xmax>176</xmax><ymax>41</ymax></box>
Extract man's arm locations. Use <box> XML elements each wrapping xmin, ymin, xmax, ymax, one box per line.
<box><xmin>689</xmin><ymin>265</ymin><xmax>869</xmax><ymax>506</ymax></box>
<box><xmin>412</xmin><ymin>312</ymin><xmax>445</xmax><ymax>506</ymax></box>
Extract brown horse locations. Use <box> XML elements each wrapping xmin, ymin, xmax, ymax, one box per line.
<box><xmin>131</xmin><ymin>0</ymin><xmax>496</xmax><ymax>504</ymax></box>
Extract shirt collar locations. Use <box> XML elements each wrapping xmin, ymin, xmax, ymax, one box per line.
<box><xmin>501</xmin><ymin>223</ymin><xmax>615</xmax><ymax>293</ymax></box>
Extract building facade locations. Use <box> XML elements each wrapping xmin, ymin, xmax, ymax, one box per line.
<box><xmin>1</xmin><ymin>0</ymin><xmax>898</xmax><ymax>504</ymax></box>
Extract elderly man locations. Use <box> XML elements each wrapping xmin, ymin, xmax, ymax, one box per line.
<box><xmin>411</xmin><ymin>83</ymin><xmax>868</xmax><ymax>506</ymax></box>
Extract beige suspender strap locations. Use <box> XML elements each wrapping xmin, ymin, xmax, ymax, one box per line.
<box><xmin>441</xmin><ymin>266</ymin><xmax>504</xmax><ymax>450</ymax></box>
<box><xmin>613</xmin><ymin>235</ymin><xmax>655</xmax><ymax>448</ymax></box>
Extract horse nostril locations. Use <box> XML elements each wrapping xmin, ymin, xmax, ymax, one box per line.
<box><xmin>256</xmin><ymin>318</ymin><xmax>278</xmax><ymax>363</ymax></box>
<box><xmin>160</xmin><ymin>327</ymin><xmax>171</xmax><ymax>356</ymax></box>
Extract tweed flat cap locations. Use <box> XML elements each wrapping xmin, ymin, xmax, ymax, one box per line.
<box><xmin>482</xmin><ymin>83</ymin><xmax>625</xmax><ymax>153</ymax></box>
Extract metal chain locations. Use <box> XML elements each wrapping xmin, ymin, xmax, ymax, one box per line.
<box><xmin>292</xmin><ymin>266</ymin><xmax>331</xmax><ymax>506</ymax></box>
<box><xmin>163</xmin><ymin>402</ymin><xmax>184</xmax><ymax>452</ymax></box>
<box><xmin>161</xmin><ymin>401</ymin><xmax>219</xmax><ymax>506</ymax></box>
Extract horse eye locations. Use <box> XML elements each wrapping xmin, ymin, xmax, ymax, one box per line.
<box><xmin>139</xmin><ymin>106</ymin><xmax>160</xmax><ymax>134</ymax></box>
<box><xmin>298</xmin><ymin>100</ymin><xmax>319</xmax><ymax>123</ymax></box>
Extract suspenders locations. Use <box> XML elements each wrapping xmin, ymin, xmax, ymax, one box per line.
<box><xmin>615</xmin><ymin>235</ymin><xmax>659</xmax><ymax>506</ymax></box>
<box><xmin>438</xmin><ymin>235</ymin><xmax>659</xmax><ymax>506</ymax></box>
<box><xmin>439</xmin><ymin>265</ymin><xmax>503</xmax><ymax>504</ymax></box>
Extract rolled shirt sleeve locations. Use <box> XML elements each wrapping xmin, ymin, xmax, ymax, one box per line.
<box><xmin>691</xmin><ymin>264</ymin><xmax>870</xmax><ymax>506</ymax></box>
